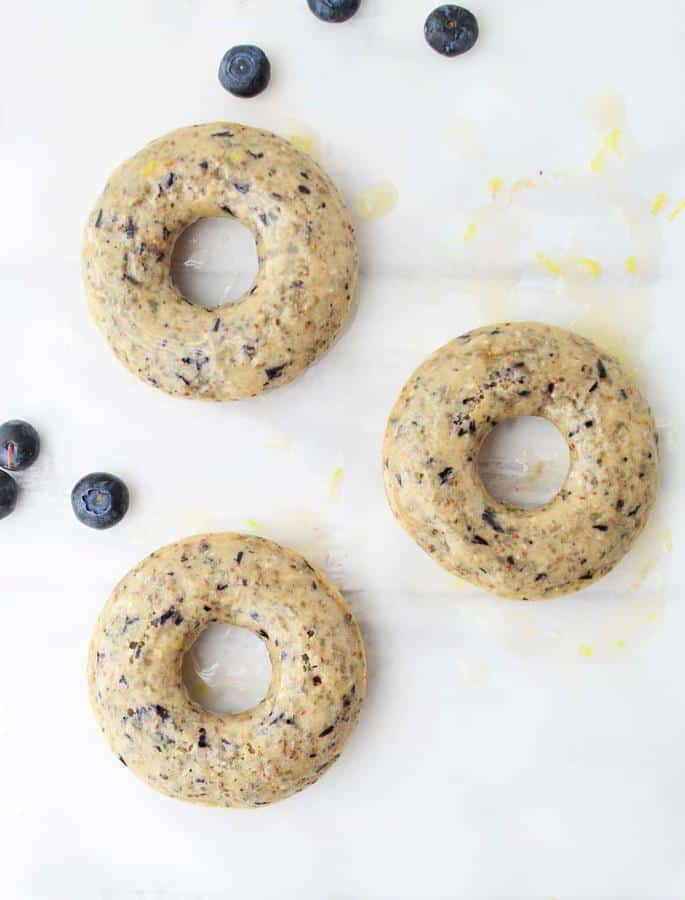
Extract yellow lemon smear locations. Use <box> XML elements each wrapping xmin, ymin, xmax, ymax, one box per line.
<box><xmin>651</xmin><ymin>193</ymin><xmax>668</xmax><ymax>215</ymax></box>
<box><xmin>139</xmin><ymin>159</ymin><xmax>173</xmax><ymax>178</ymax></box>
<box><xmin>625</xmin><ymin>255</ymin><xmax>638</xmax><ymax>275</ymax></box>
<box><xmin>580</xmin><ymin>258</ymin><xmax>602</xmax><ymax>278</ymax></box>
<box><xmin>329</xmin><ymin>467</ymin><xmax>344</xmax><ymax>500</ymax></box>
<box><xmin>578</xmin><ymin>643</ymin><xmax>593</xmax><ymax>658</ymax></box>
<box><xmin>535</xmin><ymin>251</ymin><xmax>562</xmax><ymax>276</ymax></box>
<box><xmin>488</xmin><ymin>177</ymin><xmax>503</xmax><ymax>200</ymax></box>
<box><xmin>355</xmin><ymin>183</ymin><xmax>398</xmax><ymax>220</ymax></box>
<box><xmin>668</xmin><ymin>198</ymin><xmax>685</xmax><ymax>222</ymax></box>
<box><xmin>246</xmin><ymin>518</ymin><xmax>262</xmax><ymax>530</ymax></box>
<box><xmin>462</xmin><ymin>222</ymin><xmax>478</xmax><ymax>242</ymax></box>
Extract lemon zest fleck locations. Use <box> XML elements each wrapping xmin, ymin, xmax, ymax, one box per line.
<box><xmin>329</xmin><ymin>467</ymin><xmax>344</xmax><ymax>500</ymax></box>
<box><xmin>140</xmin><ymin>159</ymin><xmax>172</xmax><ymax>178</ymax></box>
<box><xmin>651</xmin><ymin>193</ymin><xmax>668</xmax><ymax>215</ymax></box>
<box><xmin>229</xmin><ymin>148</ymin><xmax>246</xmax><ymax>164</ymax></box>
<box><xmin>615</xmin><ymin>639</ymin><xmax>626</xmax><ymax>649</ymax></box>
<box><xmin>591</xmin><ymin>147</ymin><xmax>607</xmax><ymax>173</ymax></box>
<box><xmin>535</xmin><ymin>251</ymin><xmax>562</xmax><ymax>276</ymax></box>
<box><xmin>590</xmin><ymin>129</ymin><xmax>622</xmax><ymax>173</ymax></box>
<box><xmin>462</xmin><ymin>222</ymin><xmax>477</xmax><ymax>242</ymax></box>
<box><xmin>246</xmin><ymin>518</ymin><xmax>262</xmax><ymax>530</ymax></box>
<box><xmin>625</xmin><ymin>256</ymin><xmax>638</xmax><ymax>275</ymax></box>
<box><xmin>488</xmin><ymin>177</ymin><xmax>503</xmax><ymax>200</ymax></box>
<box><xmin>580</xmin><ymin>258</ymin><xmax>602</xmax><ymax>278</ymax></box>
<box><xmin>605</xmin><ymin>128</ymin><xmax>622</xmax><ymax>156</ymax></box>
<box><xmin>578</xmin><ymin>643</ymin><xmax>593</xmax><ymax>657</ymax></box>
<box><xmin>668</xmin><ymin>198</ymin><xmax>685</xmax><ymax>222</ymax></box>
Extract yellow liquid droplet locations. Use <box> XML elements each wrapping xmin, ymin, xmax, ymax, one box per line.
<box><xmin>589</xmin><ymin>91</ymin><xmax>626</xmax><ymax>132</ymax></box>
<box><xmin>284</xmin><ymin>124</ymin><xmax>321</xmax><ymax>161</ymax></box>
<box><xmin>355</xmin><ymin>183</ymin><xmax>398</xmax><ymax>220</ymax></box>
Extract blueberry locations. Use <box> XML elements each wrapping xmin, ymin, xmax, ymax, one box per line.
<box><xmin>307</xmin><ymin>0</ymin><xmax>361</xmax><ymax>22</ymax></box>
<box><xmin>0</xmin><ymin>471</ymin><xmax>18</xmax><ymax>521</ymax></box>
<box><xmin>71</xmin><ymin>472</ymin><xmax>129</xmax><ymax>530</ymax></box>
<box><xmin>0</xmin><ymin>420</ymin><xmax>40</xmax><ymax>471</ymax></box>
<box><xmin>218</xmin><ymin>45</ymin><xmax>271</xmax><ymax>98</ymax></box>
<box><xmin>425</xmin><ymin>5</ymin><xmax>479</xmax><ymax>57</ymax></box>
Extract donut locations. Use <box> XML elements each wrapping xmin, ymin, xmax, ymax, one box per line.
<box><xmin>88</xmin><ymin>533</ymin><xmax>366</xmax><ymax>807</ymax></box>
<box><xmin>82</xmin><ymin>123</ymin><xmax>358</xmax><ymax>401</ymax></box>
<box><xmin>383</xmin><ymin>322</ymin><xmax>658</xmax><ymax>600</ymax></box>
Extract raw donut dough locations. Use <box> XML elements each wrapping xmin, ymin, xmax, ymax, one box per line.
<box><xmin>88</xmin><ymin>534</ymin><xmax>366</xmax><ymax>807</ymax></box>
<box><xmin>383</xmin><ymin>322</ymin><xmax>658</xmax><ymax>600</ymax></box>
<box><xmin>82</xmin><ymin>123</ymin><xmax>358</xmax><ymax>401</ymax></box>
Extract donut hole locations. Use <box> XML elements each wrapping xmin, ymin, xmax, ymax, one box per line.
<box><xmin>170</xmin><ymin>217</ymin><xmax>259</xmax><ymax>310</ymax></box>
<box><xmin>477</xmin><ymin>416</ymin><xmax>570</xmax><ymax>509</ymax></box>
<box><xmin>182</xmin><ymin>624</ymin><xmax>272</xmax><ymax>715</ymax></box>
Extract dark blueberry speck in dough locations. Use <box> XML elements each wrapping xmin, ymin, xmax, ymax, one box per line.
<box><xmin>218</xmin><ymin>45</ymin><xmax>271</xmax><ymax>98</ymax></box>
<box><xmin>307</xmin><ymin>0</ymin><xmax>361</xmax><ymax>23</ymax></box>
<box><xmin>0</xmin><ymin>471</ymin><xmax>18</xmax><ymax>520</ymax></box>
<box><xmin>0</xmin><ymin>420</ymin><xmax>40</xmax><ymax>471</ymax></box>
<box><xmin>425</xmin><ymin>5</ymin><xmax>479</xmax><ymax>57</ymax></box>
<box><xmin>72</xmin><ymin>472</ymin><xmax>130</xmax><ymax>530</ymax></box>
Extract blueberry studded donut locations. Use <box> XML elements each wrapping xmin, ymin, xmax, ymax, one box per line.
<box><xmin>88</xmin><ymin>533</ymin><xmax>366</xmax><ymax>807</ymax></box>
<box><xmin>82</xmin><ymin>123</ymin><xmax>358</xmax><ymax>400</ymax></box>
<box><xmin>383</xmin><ymin>322</ymin><xmax>659</xmax><ymax>600</ymax></box>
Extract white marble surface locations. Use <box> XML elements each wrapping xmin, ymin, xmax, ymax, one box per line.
<box><xmin>2</xmin><ymin>1</ymin><xmax>685</xmax><ymax>898</ymax></box>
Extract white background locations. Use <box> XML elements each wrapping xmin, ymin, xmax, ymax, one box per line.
<box><xmin>1</xmin><ymin>1</ymin><xmax>685</xmax><ymax>898</ymax></box>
